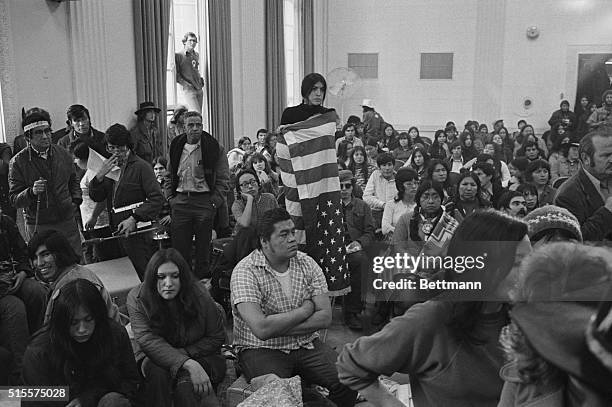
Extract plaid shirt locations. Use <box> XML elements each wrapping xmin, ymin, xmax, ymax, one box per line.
<box><xmin>231</xmin><ymin>249</ymin><xmax>329</xmax><ymax>352</ymax></box>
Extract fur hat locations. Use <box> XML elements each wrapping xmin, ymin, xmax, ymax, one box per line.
<box><xmin>523</xmin><ymin>205</ymin><xmax>582</xmax><ymax>242</ymax></box>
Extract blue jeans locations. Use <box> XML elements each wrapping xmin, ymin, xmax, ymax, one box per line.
<box><xmin>238</xmin><ymin>339</ymin><xmax>357</xmax><ymax>407</ymax></box>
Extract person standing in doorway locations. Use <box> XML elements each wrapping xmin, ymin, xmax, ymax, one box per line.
<box><xmin>175</xmin><ymin>32</ymin><xmax>204</xmax><ymax>114</ymax></box>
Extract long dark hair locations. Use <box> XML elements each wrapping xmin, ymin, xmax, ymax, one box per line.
<box><xmin>348</xmin><ymin>145</ymin><xmax>369</xmax><ymax>180</ymax></box>
<box><xmin>248</xmin><ymin>152</ymin><xmax>273</xmax><ymax>175</ymax></box>
<box><xmin>409</xmin><ymin>180</ymin><xmax>444</xmax><ymax>241</ymax></box>
<box><xmin>141</xmin><ymin>249</ymin><xmax>200</xmax><ymax>341</ymax></box>
<box><xmin>394</xmin><ymin>167</ymin><xmax>418</xmax><ymax>202</ymax></box>
<box><xmin>444</xmin><ymin>210</ymin><xmax>527</xmax><ymax>344</ymax></box>
<box><xmin>49</xmin><ymin>279</ymin><xmax>113</xmax><ymax>377</ymax></box>
<box><xmin>28</xmin><ymin>229</ymin><xmax>80</xmax><ymax>270</ymax></box>
<box><xmin>430</xmin><ymin>129</ymin><xmax>447</xmax><ymax>158</ymax></box>
<box><xmin>452</xmin><ymin>171</ymin><xmax>488</xmax><ymax>208</ymax></box>
<box><xmin>407</xmin><ymin>126</ymin><xmax>427</xmax><ymax>148</ymax></box>
<box><xmin>410</xmin><ymin>147</ymin><xmax>430</xmax><ymax>172</ymax></box>
<box><xmin>426</xmin><ymin>159</ymin><xmax>451</xmax><ymax>189</ymax></box>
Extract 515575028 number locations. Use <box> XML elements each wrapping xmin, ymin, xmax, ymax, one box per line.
<box><xmin>1</xmin><ymin>386</ymin><xmax>69</xmax><ymax>401</ymax></box>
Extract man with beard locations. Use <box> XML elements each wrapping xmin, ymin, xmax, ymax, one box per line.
<box><xmin>554</xmin><ymin>126</ymin><xmax>612</xmax><ymax>242</ymax></box>
<box><xmin>498</xmin><ymin>190</ymin><xmax>527</xmax><ymax>218</ymax></box>
<box><xmin>587</xmin><ymin>90</ymin><xmax>612</xmax><ymax>130</ymax></box>
<box><xmin>89</xmin><ymin>124</ymin><xmax>163</xmax><ymax>280</ymax></box>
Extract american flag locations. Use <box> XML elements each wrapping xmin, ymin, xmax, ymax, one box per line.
<box><xmin>276</xmin><ymin>111</ymin><xmax>350</xmax><ymax>295</ymax></box>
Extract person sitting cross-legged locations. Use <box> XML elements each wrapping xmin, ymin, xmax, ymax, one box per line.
<box><xmin>231</xmin><ymin>208</ymin><xmax>357</xmax><ymax>407</ymax></box>
<box><xmin>22</xmin><ymin>278</ymin><xmax>140</xmax><ymax>407</ymax></box>
<box><xmin>127</xmin><ymin>248</ymin><xmax>226</xmax><ymax>407</ymax></box>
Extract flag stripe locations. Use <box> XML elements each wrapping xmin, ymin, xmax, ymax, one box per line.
<box><xmin>285</xmin><ymin>199</ymin><xmax>302</xmax><ymax>217</ymax></box>
<box><xmin>296</xmin><ymin>175</ymin><xmax>341</xmax><ymax>200</ymax></box>
<box><xmin>276</xmin><ymin>110</ymin><xmax>349</xmax><ymax>294</ymax></box>
<box><xmin>290</xmin><ymin>149</ymin><xmax>338</xmax><ymax>173</ymax></box>
<box><xmin>295</xmin><ymin>229</ymin><xmax>306</xmax><ymax>244</ymax></box>
<box><xmin>282</xmin><ymin>111</ymin><xmax>338</xmax><ymax>131</ymax></box>
<box><xmin>286</xmin><ymin>128</ymin><xmax>336</xmax><ymax>156</ymax></box>
<box><xmin>284</xmin><ymin>186</ymin><xmax>299</xmax><ymax>202</ymax></box>
<box><xmin>295</xmin><ymin>163</ymin><xmax>340</xmax><ymax>187</ymax></box>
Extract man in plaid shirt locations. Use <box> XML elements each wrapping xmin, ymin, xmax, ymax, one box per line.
<box><xmin>231</xmin><ymin>208</ymin><xmax>357</xmax><ymax>406</ymax></box>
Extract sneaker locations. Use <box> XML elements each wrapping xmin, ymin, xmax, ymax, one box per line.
<box><xmin>344</xmin><ymin>313</ymin><xmax>363</xmax><ymax>331</ymax></box>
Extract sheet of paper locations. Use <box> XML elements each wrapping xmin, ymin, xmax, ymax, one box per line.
<box><xmin>87</xmin><ymin>148</ymin><xmax>120</xmax><ymax>181</ymax></box>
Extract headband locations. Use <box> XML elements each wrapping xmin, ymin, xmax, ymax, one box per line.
<box><xmin>23</xmin><ymin>121</ymin><xmax>49</xmax><ymax>132</ymax></box>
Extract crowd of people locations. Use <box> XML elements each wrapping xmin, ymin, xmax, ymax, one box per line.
<box><xmin>1</xmin><ymin>69</ymin><xmax>612</xmax><ymax>406</ymax></box>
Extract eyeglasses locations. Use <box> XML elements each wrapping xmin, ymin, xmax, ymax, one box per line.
<box><xmin>187</xmin><ymin>39</ymin><xmax>198</xmax><ymax>43</ymax></box>
<box><xmin>340</xmin><ymin>183</ymin><xmax>353</xmax><ymax>190</ymax></box>
<box><xmin>240</xmin><ymin>180</ymin><xmax>258</xmax><ymax>188</ymax></box>
<box><xmin>107</xmin><ymin>145</ymin><xmax>129</xmax><ymax>153</ymax></box>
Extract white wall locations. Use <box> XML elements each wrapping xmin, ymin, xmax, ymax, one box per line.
<box><xmin>322</xmin><ymin>0</ymin><xmax>612</xmax><ymax>135</ymax></box>
<box><xmin>2</xmin><ymin>0</ymin><xmax>138</xmax><ymax>145</ymax></box>
<box><xmin>89</xmin><ymin>0</ymin><xmax>138</xmax><ymax>128</ymax></box>
<box><xmin>231</xmin><ymin>0</ymin><xmax>267</xmax><ymax>146</ymax></box>
<box><xmin>7</xmin><ymin>0</ymin><xmax>74</xmax><ymax>137</ymax></box>
<box><xmin>501</xmin><ymin>0</ymin><xmax>612</xmax><ymax>132</ymax></box>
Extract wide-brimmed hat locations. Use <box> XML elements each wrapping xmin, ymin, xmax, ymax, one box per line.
<box><xmin>361</xmin><ymin>99</ymin><xmax>375</xmax><ymax>109</ymax></box>
<box><xmin>135</xmin><ymin>101</ymin><xmax>161</xmax><ymax>115</ymax></box>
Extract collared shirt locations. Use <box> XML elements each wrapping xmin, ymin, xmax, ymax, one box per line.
<box><xmin>176</xmin><ymin>141</ymin><xmax>210</xmax><ymax>192</ymax></box>
<box><xmin>583</xmin><ymin>164</ymin><xmax>611</xmax><ymax>201</ymax></box>
<box><xmin>450</xmin><ymin>157</ymin><xmax>464</xmax><ymax>174</ymax></box>
<box><xmin>231</xmin><ymin>249</ymin><xmax>329</xmax><ymax>353</ymax></box>
<box><xmin>363</xmin><ymin>170</ymin><xmax>396</xmax><ymax>210</ymax></box>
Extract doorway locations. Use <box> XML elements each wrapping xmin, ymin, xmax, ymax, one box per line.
<box><xmin>575</xmin><ymin>53</ymin><xmax>612</xmax><ymax>109</ymax></box>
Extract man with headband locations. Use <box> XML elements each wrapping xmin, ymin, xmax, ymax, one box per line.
<box><xmin>8</xmin><ymin>108</ymin><xmax>82</xmax><ymax>255</ymax></box>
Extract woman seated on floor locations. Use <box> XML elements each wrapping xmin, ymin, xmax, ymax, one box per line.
<box><xmin>127</xmin><ymin>248</ymin><xmax>226</xmax><ymax>407</ymax></box>
<box><xmin>23</xmin><ymin>278</ymin><xmax>140</xmax><ymax>407</ymax></box>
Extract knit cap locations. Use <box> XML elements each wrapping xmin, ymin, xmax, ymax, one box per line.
<box><xmin>523</xmin><ymin>205</ymin><xmax>582</xmax><ymax>242</ymax></box>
